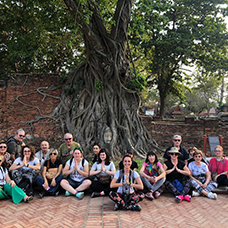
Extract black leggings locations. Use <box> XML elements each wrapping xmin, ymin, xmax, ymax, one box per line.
<box><xmin>217</xmin><ymin>174</ymin><xmax>228</xmax><ymax>187</ymax></box>
<box><xmin>90</xmin><ymin>181</ymin><xmax>111</xmax><ymax>195</ymax></box>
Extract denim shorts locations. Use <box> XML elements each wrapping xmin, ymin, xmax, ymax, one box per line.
<box><xmin>66</xmin><ymin>177</ymin><xmax>86</xmax><ymax>188</ymax></box>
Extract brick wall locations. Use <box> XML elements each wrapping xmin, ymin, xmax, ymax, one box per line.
<box><xmin>0</xmin><ymin>74</ymin><xmax>63</xmax><ymax>149</ymax></box>
<box><xmin>142</xmin><ymin>117</ymin><xmax>228</xmax><ymax>154</ymax></box>
<box><xmin>0</xmin><ymin>74</ymin><xmax>227</xmax><ymax>154</ymax></box>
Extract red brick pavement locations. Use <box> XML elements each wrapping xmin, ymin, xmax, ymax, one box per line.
<box><xmin>0</xmin><ymin>193</ymin><xmax>227</xmax><ymax>228</ymax></box>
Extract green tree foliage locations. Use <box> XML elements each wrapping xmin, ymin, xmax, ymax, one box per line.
<box><xmin>184</xmin><ymin>69</ymin><xmax>222</xmax><ymax>114</ymax></box>
<box><xmin>130</xmin><ymin>0</ymin><xmax>228</xmax><ymax>118</ymax></box>
<box><xmin>0</xmin><ymin>0</ymin><xmax>84</xmax><ymax>78</ymax></box>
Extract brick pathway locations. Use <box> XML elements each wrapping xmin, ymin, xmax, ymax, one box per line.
<box><xmin>0</xmin><ymin>193</ymin><xmax>227</xmax><ymax>228</ymax></box>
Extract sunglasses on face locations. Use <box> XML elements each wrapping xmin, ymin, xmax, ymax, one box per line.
<box><xmin>24</xmin><ymin>150</ymin><xmax>31</xmax><ymax>153</ymax></box>
<box><xmin>0</xmin><ymin>159</ymin><xmax>2</xmax><ymax>162</ymax></box>
<box><xmin>170</xmin><ymin>153</ymin><xmax>179</xmax><ymax>156</ymax></box>
<box><xmin>0</xmin><ymin>146</ymin><xmax>7</xmax><ymax>149</ymax></box>
<box><xmin>50</xmin><ymin>153</ymin><xmax>57</xmax><ymax>156</ymax></box>
<box><xmin>64</xmin><ymin>138</ymin><xmax>72</xmax><ymax>141</ymax></box>
<box><xmin>19</xmin><ymin>135</ymin><xmax>25</xmax><ymax>138</ymax></box>
<box><xmin>173</xmin><ymin>139</ymin><xmax>181</xmax><ymax>142</ymax></box>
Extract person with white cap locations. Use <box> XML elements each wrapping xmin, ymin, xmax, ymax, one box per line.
<box><xmin>163</xmin><ymin>147</ymin><xmax>192</xmax><ymax>203</ymax></box>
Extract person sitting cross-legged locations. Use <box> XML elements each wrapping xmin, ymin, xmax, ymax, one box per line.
<box><xmin>36</xmin><ymin>149</ymin><xmax>63</xmax><ymax>198</ymax></box>
<box><xmin>109</xmin><ymin>154</ymin><xmax>144</xmax><ymax>211</ymax></box>
<box><xmin>163</xmin><ymin>147</ymin><xmax>192</xmax><ymax>203</ymax></box>
<box><xmin>60</xmin><ymin>147</ymin><xmax>91</xmax><ymax>200</ymax></box>
<box><xmin>90</xmin><ymin>148</ymin><xmax>116</xmax><ymax>198</ymax></box>
<box><xmin>188</xmin><ymin>149</ymin><xmax>217</xmax><ymax>199</ymax></box>
<box><xmin>139</xmin><ymin>151</ymin><xmax>165</xmax><ymax>200</ymax></box>
<box><xmin>0</xmin><ymin>155</ymin><xmax>33</xmax><ymax>204</ymax></box>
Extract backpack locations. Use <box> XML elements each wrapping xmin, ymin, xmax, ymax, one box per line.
<box><xmin>69</xmin><ymin>157</ymin><xmax>85</xmax><ymax>167</ymax></box>
<box><xmin>117</xmin><ymin>169</ymin><xmax>135</xmax><ymax>186</ymax></box>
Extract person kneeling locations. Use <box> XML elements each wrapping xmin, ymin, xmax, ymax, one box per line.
<box><xmin>109</xmin><ymin>154</ymin><xmax>144</xmax><ymax>211</ymax></box>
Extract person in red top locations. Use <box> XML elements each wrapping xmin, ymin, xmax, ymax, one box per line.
<box><xmin>208</xmin><ymin>145</ymin><xmax>228</xmax><ymax>187</ymax></box>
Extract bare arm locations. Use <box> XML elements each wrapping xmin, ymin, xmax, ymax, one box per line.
<box><xmin>76</xmin><ymin>163</ymin><xmax>89</xmax><ymax>177</ymax></box>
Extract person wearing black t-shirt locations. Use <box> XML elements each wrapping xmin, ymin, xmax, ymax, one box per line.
<box><xmin>36</xmin><ymin>149</ymin><xmax>63</xmax><ymax>198</ymax></box>
<box><xmin>92</xmin><ymin>143</ymin><xmax>101</xmax><ymax>164</ymax></box>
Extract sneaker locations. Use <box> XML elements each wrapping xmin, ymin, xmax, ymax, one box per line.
<box><xmin>145</xmin><ymin>192</ymin><xmax>154</xmax><ymax>200</ymax></box>
<box><xmin>38</xmin><ymin>191</ymin><xmax>45</xmax><ymax>199</ymax></box>
<box><xmin>130</xmin><ymin>205</ymin><xmax>141</xmax><ymax>211</ymax></box>
<box><xmin>184</xmin><ymin>195</ymin><xmax>191</xmax><ymax>202</ymax></box>
<box><xmin>192</xmin><ymin>191</ymin><xmax>200</xmax><ymax>197</ymax></box>
<box><xmin>91</xmin><ymin>192</ymin><xmax>100</xmax><ymax>198</ymax></box>
<box><xmin>154</xmin><ymin>191</ymin><xmax>161</xmax><ymax>199</ymax></box>
<box><xmin>175</xmin><ymin>195</ymin><xmax>183</xmax><ymax>203</ymax></box>
<box><xmin>208</xmin><ymin>192</ymin><xmax>217</xmax><ymax>200</ymax></box>
<box><xmin>65</xmin><ymin>191</ymin><xmax>73</xmax><ymax>197</ymax></box>
<box><xmin>76</xmin><ymin>192</ymin><xmax>84</xmax><ymax>200</ymax></box>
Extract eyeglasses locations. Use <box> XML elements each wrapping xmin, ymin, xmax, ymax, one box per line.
<box><xmin>19</xmin><ymin>134</ymin><xmax>25</xmax><ymax>138</ymax></box>
<box><xmin>64</xmin><ymin>138</ymin><xmax>72</xmax><ymax>141</ymax></box>
<box><xmin>0</xmin><ymin>159</ymin><xmax>2</xmax><ymax>162</ymax></box>
<box><xmin>173</xmin><ymin>139</ymin><xmax>181</xmax><ymax>142</ymax></box>
<box><xmin>215</xmin><ymin>150</ymin><xmax>221</xmax><ymax>152</ymax></box>
<box><xmin>50</xmin><ymin>153</ymin><xmax>57</xmax><ymax>156</ymax></box>
<box><xmin>169</xmin><ymin>153</ymin><xmax>179</xmax><ymax>156</ymax></box>
<box><xmin>0</xmin><ymin>146</ymin><xmax>7</xmax><ymax>149</ymax></box>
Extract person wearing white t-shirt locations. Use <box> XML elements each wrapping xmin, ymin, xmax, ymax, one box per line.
<box><xmin>90</xmin><ymin>148</ymin><xmax>116</xmax><ymax>197</ymax></box>
<box><xmin>0</xmin><ymin>155</ymin><xmax>33</xmax><ymax>203</ymax></box>
<box><xmin>60</xmin><ymin>147</ymin><xmax>91</xmax><ymax>199</ymax></box>
<box><xmin>9</xmin><ymin>145</ymin><xmax>41</xmax><ymax>196</ymax></box>
<box><xmin>109</xmin><ymin>154</ymin><xmax>144</xmax><ymax>211</ymax></box>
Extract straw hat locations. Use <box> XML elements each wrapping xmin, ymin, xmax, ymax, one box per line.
<box><xmin>167</xmin><ymin>147</ymin><xmax>181</xmax><ymax>156</ymax></box>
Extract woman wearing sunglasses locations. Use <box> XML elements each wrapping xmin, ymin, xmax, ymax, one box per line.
<box><xmin>0</xmin><ymin>154</ymin><xmax>33</xmax><ymax>204</ymax></box>
<box><xmin>9</xmin><ymin>145</ymin><xmax>40</xmax><ymax>196</ymax></box>
<box><xmin>188</xmin><ymin>149</ymin><xmax>217</xmax><ymax>199</ymax></box>
<box><xmin>36</xmin><ymin>149</ymin><xmax>63</xmax><ymax>198</ymax></box>
<box><xmin>163</xmin><ymin>147</ymin><xmax>191</xmax><ymax>203</ymax></box>
<box><xmin>0</xmin><ymin>141</ymin><xmax>12</xmax><ymax>169</ymax></box>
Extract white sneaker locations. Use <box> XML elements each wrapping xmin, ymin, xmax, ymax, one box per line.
<box><xmin>208</xmin><ymin>192</ymin><xmax>217</xmax><ymax>199</ymax></box>
<box><xmin>192</xmin><ymin>191</ymin><xmax>200</xmax><ymax>197</ymax></box>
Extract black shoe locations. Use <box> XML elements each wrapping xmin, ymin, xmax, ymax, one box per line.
<box><xmin>130</xmin><ymin>205</ymin><xmax>141</xmax><ymax>211</ymax></box>
<box><xmin>91</xmin><ymin>192</ymin><xmax>100</xmax><ymax>198</ymax></box>
<box><xmin>39</xmin><ymin>191</ymin><xmax>45</xmax><ymax>199</ymax></box>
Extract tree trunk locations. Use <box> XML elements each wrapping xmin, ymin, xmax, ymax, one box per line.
<box><xmin>54</xmin><ymin>0</ymin><xmax>159</xmax><ymax>157</ymax></box>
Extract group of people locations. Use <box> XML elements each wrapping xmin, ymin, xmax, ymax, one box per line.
<box><xmin>0</xmin><ymin>130</ymin><xmax>228</xmax><ymax>212</ymax></box>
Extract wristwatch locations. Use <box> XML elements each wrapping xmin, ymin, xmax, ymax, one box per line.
<box><xmin>27</xmin><ymin>164</ymin><xmax>29</xmax><ymax>167</ymax></box>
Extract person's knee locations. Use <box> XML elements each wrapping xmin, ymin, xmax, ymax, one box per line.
<box><xmin>60</xmin><ymin>179</ymin><xmax>68</xmax><ymax>187</ymax></box>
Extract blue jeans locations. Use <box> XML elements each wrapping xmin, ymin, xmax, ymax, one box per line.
<box><xmin>36</xmin><ymin>174</ymin><xmax>63</xmax><ymax>195</ymax></box>
<box><xmin>140</xmin><ymin>176</ymin><xmax>165</xmax><ymax>192</ymax></box>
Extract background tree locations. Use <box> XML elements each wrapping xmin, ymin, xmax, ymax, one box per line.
<box><xmin>0</xmin><ymin>0</ymin><xmax>83</xmax><ymax>78</ymax></box>
<box><xmin>130</xmin><ymin>0</ymin><xmax>228</xmax><ymax>118</ymax></box>
<box><xmin>52</xmin><ymin>0</ymin><xmax>158</xmax><ymax>157</ymax></box>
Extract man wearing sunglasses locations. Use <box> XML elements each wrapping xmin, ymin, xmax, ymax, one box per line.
<box><xmin>163</xmin><ymin>135</ymin><xmax>189</xmax><ymax>165</ymax></box>
<box><xmin>6</xmin><ymin>128</ymin><xmax>26</xmax><ymax>162</ymax></box>
<box><xmin>58</xmin><ymin>133</ymin><xmax>81</xmax><ymax>166</ymax></box>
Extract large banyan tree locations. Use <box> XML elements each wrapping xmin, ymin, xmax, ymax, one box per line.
<box><xmin>55</xmin><ymin>0</ymin><xmax>158</xmax><ymax>157</ymax></box>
